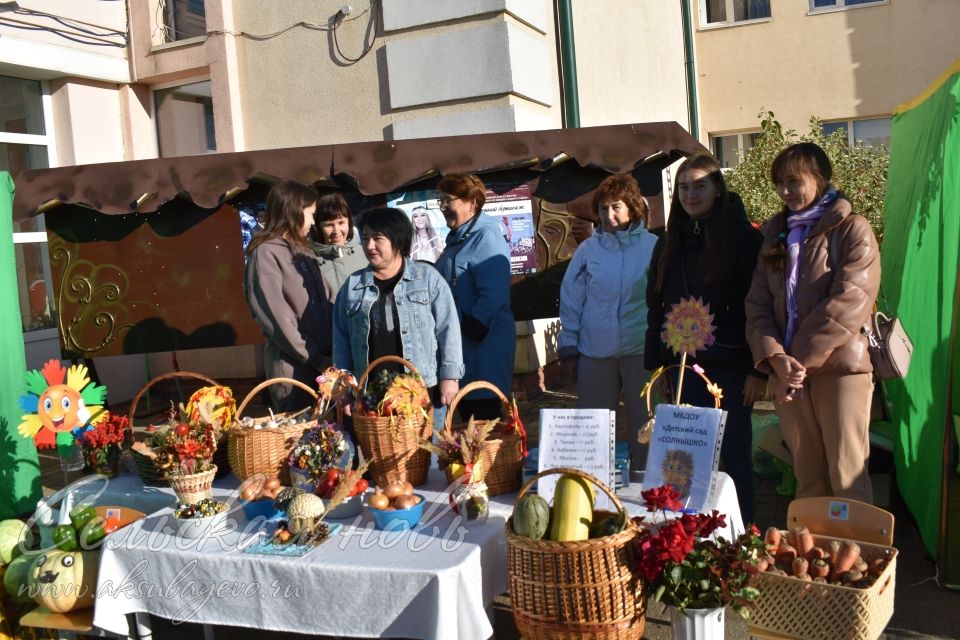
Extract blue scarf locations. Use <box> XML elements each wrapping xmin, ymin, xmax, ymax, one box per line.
<box><xmin>784</xmin><ymin>187</ymin><xmax>837</xmax><ymax>349</ymax></box>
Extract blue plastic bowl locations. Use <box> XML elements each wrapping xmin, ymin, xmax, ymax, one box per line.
<box><xmin>368</xmin><ymin>494</ymin><xmax>425</xmax><ymax>531</ymax></box>
<box><xmin>243</xmin><ymin>498</ymin><xmax>283</xmax><ymax>521</ymax></box>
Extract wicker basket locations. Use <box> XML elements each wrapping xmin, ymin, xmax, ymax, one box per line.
<box><xmin>126</xmin><ymin>371</ymin><xmax>222</xmax><ymax>486</ymax></box>
<box><xmin>168</xmin><ymin>465</ymin><xmax>217</xmax><ymax>505</ymax></box>
<box><xmin>228</xmin><ymin>378</ymin><xmax>318</xmax><ymax>482</ymax></box>
<box><xmin>748</xmin><ymin>533</ymin><xmax>897</xmax><ymax>640</ymax></box>
<box><xmin>506</xmin><ymin>467</ymin><xmax>645</xmax><ymax>640</ymax></box>
<box><xmin>442</xmin><ymin>380</ymin><xmax>524</xmax><ymax>496</ymax></box>
<box><xmin>352</xmin><ymin>356</ymin><xmax>431</xmax><ymax>488</ymax></box>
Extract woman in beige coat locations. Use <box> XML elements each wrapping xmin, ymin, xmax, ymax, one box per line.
<box><xmin>746</xmin><ymin>143</ymin><xmax>880</xmax><ymax>503</ymax></box>
<box><xmin>244</xmin><ymin>181</ymin><xmax>333</xmax><ymax>411</ymax></box>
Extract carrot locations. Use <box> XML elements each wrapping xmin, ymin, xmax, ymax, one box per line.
<box><xmin>806</xmin><ymin>546</ymin><xmax>827</xmax><ymax>561</ymax></box>
<box><xmin>868</xmin><ymin>557</ymin><xmax>887</xmax><ymax>577</ymax></box>
<box><xmin>832</xmin><ymin>541</ymin><xmax>861</xmax><ymax>578</ymax></box>
<box><xmin>853</xmin><ymin>557</ymin><xmax>868</xmax><ymax>574</ymax></box>
<box><xmin>841</xmin><ymin>569</ymin><xmax>864</xmax><ymax>585</ymax></box>
<box><xmin>827</xmin><ymin>540</ymin><xmax>841</xmax><ymax>563</ymax></box>
<box><xmin>743</xmin><ymin>558</ymin><xmax>768</xmax><ymax>575</ymax></box>
<box><xmin>785</xmin><ymin>527</ymin><xmax>798</xmax><ymax>549</ymax></box>
<box><xmin>775</xmin><ymin>542</ymin><xmax>797</xmax><ymax>567</ymax></box>
<box><xmin>768</xmin><ymin>568</ymin><xmax>788</xmax><ymax>576</ymax></box>
<box><xmin>809</xmin><ymin>558</ymin><xmax>830</xmax><ymax>579</ymax></box>
<box><xmin>764</xmin><ymin>527</ymin><xmax>782</xmax><ymax>553</ymax></box>
<box><xmin>797</xmin><ymin>573</ymin><xmax>812</xmax><ymax>582</ymax></box>
<box><xmin>795</xmin><ymin>526</ymin><xmax>815</xmax><ymax>557</ymax></box>
<box><xmin>792</xmin><ymin>557</ymin><xmax>809</xmax><ymax>577</ymax></box>
<box><xmin>813</xmin><ymin>576</ymin><xmax>828</xmax><ymax>584</ymax></box>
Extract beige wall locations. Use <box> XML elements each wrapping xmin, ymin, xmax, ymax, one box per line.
<box><xmin>0</xmin><ymin>0</ymin><xmax>127</xmax><ymax>60</ymax></box>
<box><xmin>49</xmin><ymin>79</ymin><xmax>126</xmax><ymax>166</ymax></box>
<box><xmin>572</xmin><ymin>0</ymin><xmax>688</xmax><ymax>129</ymax></box>
<box><xmin>693</xmin><ymin>0</ymin><xmax>960</xmax><ymax>139</ymax></box>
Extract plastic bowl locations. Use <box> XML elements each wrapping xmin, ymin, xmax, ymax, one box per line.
<box><xmin>368</xmin><ymin>494</ymin><xmax>425</xmax><ymax>531</ymax></box>
<box><xmin>175</xmin><ymin>510</ymin><xmax>228</xmax><ymax>539</ymax></box>
<box><xmin>242</xmin><ymin>498</ymin><xmax>283</xmax><ymax>521</ymax></box>
<box><xmin>327</xmin><ymin>494</ymin><xmax>363</xmax><ymax>520</ymax></box>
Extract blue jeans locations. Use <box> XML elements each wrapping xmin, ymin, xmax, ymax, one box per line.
<box><xmin>672</xmin><ymin>367</ymin><xmax>756</xmax><ymax>524</ymax></box>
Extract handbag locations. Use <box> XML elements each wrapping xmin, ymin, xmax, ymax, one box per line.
<box><xmin>862</xmin><ymin>312</ymin><xmax>913</xmax><ymax>380</ymax></box>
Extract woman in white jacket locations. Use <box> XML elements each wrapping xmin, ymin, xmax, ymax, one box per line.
<box><xmin>558</xmin><ymin>173</ymin><xmax>658</xmax><ymax>470</ymax></box>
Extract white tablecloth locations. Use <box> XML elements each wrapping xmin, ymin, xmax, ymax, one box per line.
<box><xmin>90</xmin><ymin>469</ymin><xmax>742</xmax><ymax>640</ymax></box>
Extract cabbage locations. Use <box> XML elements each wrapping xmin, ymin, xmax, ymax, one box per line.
<box><xmin>2</xmin><ymin>554</ymin><xmax>36</xmax><ymax>604</ymax></box>
<box><xmin>0</xmin><ymin>520</ymin><xmax>30</xmax><ymax>565</ymax></box>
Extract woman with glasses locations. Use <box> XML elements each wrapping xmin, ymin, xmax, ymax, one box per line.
<box><xmin>433</xmin><ymin>173</ymin><xmax>516</xmax><ymax>421</ymax></box>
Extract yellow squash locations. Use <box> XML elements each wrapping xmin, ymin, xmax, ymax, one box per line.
<box><xmin>549</xmin><ymin>474</ymin><xmax>595</xmax><ymax>541</ymax></box>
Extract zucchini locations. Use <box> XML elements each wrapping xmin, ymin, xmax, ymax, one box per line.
<box><xmin>549</xmin><ymin>474</ymin><xmax>595</xmax><ymax>541</ymax></box>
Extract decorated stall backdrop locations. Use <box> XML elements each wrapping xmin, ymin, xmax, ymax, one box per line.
<box><xmin>880</xmin><ymin>59</ymin><xmax>960</xmax><ymax>555</ymax></box>
<box><xmin>0</xmin><ymin>171</ymin><xmax>42</xmax><ymax>518</ymax></box>
<box><xmin>12</xmin><ymin>123</ymin><xmax>705</xmax><ymax>359</ymax></box>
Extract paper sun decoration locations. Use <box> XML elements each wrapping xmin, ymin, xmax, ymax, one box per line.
<box><xmin>18</xmin><ymin>359</ymin><xmax>108</xmax><ymax>452</ymax></box>
<box><xmin>661</xmin><ymin>296</ymin><xmax>717</xmax><ymax>357</ymax></box>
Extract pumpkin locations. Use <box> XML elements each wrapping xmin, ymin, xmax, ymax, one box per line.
<box><xmin>512</xmin><ymin>494</ymin><xmax>550</xmax><ymax>540</ymax></box>
<box><xmin>29</xmin><ymin>550</ymin><xmax>98</xmax><ymax>612</ymax></box>
<box><xmin>286</xmin><ymin>493</ymin><xmax>325</xmax><ymax>535</ymax></box>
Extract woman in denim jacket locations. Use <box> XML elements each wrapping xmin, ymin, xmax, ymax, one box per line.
<box><xmin>333</xmin><ymin>208</ymin><xmax>464</xmax><ymax>413</ymax></box>
<box><xmin>434</xmin><ymin>173</ymin><xmax>516</xmax><ymax>421</ymax></box>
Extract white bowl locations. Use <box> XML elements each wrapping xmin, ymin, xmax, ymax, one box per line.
<box><xmin>326</xmin><ymin>494</ymin><xmax>362</xmax><ymax>519</ymax></box>
<box><xmin>175</xmin><ymin>511</ymin><xmax>227</xmax><ymax>539</ymax></box>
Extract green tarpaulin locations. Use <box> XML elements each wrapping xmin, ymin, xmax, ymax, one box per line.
<box><xmin>882</xmin><ymin>60</ymin><xmax>960</xmax><ymax>554</ymax></box>
<box><xmin>0</xmin><ymin>171</ymin><xmax>41</xmax><ymax>518</ymax></box>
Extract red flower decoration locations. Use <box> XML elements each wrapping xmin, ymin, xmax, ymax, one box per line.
<box><xmin>641</xmin><ymin>485</ymin><xmax>684</xmax><ymax>512</ymax></box>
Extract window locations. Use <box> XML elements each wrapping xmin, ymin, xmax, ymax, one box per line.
<box><xmin>821</xmin><ymin>117</ymin><xmax>891</xmax><ymax>148</ymax></box>
<box><xmin>702</xmin><ymin>0</ymin><xmax>771</xmax><ymax>26</ymax></box>
<box><xmin>154</xmin><ymin>80</ymin><xmax>217</xmax><ymax>157</ymax></box>
<box><xmin>811</xmin><ymin>0</ymin><xmax>886</xmax><ymax>11</ymax></box>
<box><xmin>163</xmin><ymin>0</ymin><xmax>206</xmax><ymax>42</ymax></box>
<box><xmin>711</xmin><ymin>132</ymin><xmax>761</xmax><ymax>168</ymax></box>
<box><xmin>0</xmin><ymin>75</ymin><xmax>58</xmax><ymax>335</ymax></box>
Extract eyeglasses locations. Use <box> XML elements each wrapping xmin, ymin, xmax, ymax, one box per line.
<box><xmin>437</xmin><ymin>195</ymin><xmax>459</xmax><ymax>205</ymax></box>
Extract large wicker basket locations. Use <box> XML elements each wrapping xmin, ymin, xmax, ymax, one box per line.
<box><xmin>748</xmin><ymin>533</ymin><xmax>897</xmax><ymax>640</ymax></box>
<box><xmin>126</xmin><ymin>371</ymin><xmax>226</xmax><ymax>486</ymax></box>
<box><xmin>228</xmin><ymin>378</ymin><xmax>318</xmax><ymax>482</ymax></box>
<box><xmin>442</xmin><ymin>380</ymin><xmax>524</xmax><ymax>496</ymax></box>
<box><xmin>352</xmin><ymin>356</ymin><xmax>431</xmax><ymax>488</ymax></box>
<box><xmin>506</xmin><ymin>467</ymin><xmax>645</xmax><ymax>640</ymax></box>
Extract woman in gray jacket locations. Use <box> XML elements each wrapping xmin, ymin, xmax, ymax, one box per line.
<box><xmin>311</xmin><ymin>192</ymin><xmax>368</xmax><ymax>298</ymax></box>
<box><xmin>244</xmin><ymin>180</ymin><xmax>333</xmax><ymax>411</ymax></box>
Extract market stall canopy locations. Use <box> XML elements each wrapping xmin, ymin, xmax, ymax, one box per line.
<box><xmin>10</xmin><ymin>122</ymin><xmax>706</xmax><ymax>358</ymax></box>
<box><xmin>12</xmin><ymin>122</ymin><xmax>702</xmax><ymax>220</ymax></box>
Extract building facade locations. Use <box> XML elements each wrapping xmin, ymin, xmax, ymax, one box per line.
<box><xmin>690</xmin><ymin>0</ymin><xmax>960</xmax><ymax>166</ymax></box>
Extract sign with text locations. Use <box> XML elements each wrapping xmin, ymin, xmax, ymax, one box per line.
<box><xmin>643</xmin><ymin>404</ymin><xmax>726</xmax><ymax>513</ymax></box>
<box><xmin>538</xmin><ymin>408</ymin><xmax>615</xmax><ymax>511</ymax></box>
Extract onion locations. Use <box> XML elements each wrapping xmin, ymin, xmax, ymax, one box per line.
<box><xmin>400</xmin><ymin>482</ymin><xmax>414</xmax><ymax>497</ymax></box>
<box><xmin>368</xmin><ymin>490</ymin><xmax>390</xmax><ymax>510</ymax></box>
<box><xmin>394</xmin><ymin>494</ymin><xmax>417</xmax><ymax>510</ymax></box>
<box><xmin>240</xmin><ymin>485</ymin><xmax>258</xmax><ymax>501</ymax></box>
<box><xmin>264</xmin><ymin>477</ymin><xmax>281</xmax><ymax>491</ymax></box>
<box><xmin>384</xmin><ymin>482</ymin><xmax>405</xmax><ymax>500</ymax></box>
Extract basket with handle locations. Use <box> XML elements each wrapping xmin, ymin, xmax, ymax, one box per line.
<box><xmin>442</xmin><ymin>380</ymin><xmax>524</xmax><ymax>496</ymax></box>
<box><xmin>126</xmin><ymin>371</ymin><xmax>222</xmax><ymax>486</ymax></box>
<box><xmin>637</xmin><ymin>364</ymin><xmax>723</xmax><ymax>444</ymax></box>
<box><xmin>352</xmin><ymin>355</ymin><xmax>432</xmax><ymax>488</ymax></box>
<box><xmin>228</xmin><ymin>378</ymin><xmax>318</xmax><ymax>482</ymax></box>
<box><xmin>506</xmin><ymin>467</ymin><xmax>645</xmax><ymax>640</ymax></box>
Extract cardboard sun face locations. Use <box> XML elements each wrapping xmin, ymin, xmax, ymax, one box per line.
<box><xmin>37</xmin><ymin>385</ymin><xmax>88</xmax><ymax>433</ymax></box>
<box><xmin>18</xmin><ymin>359</ymin><xmax>107</xmax><ymax>450</ymax></box>
<box><xmin>661</xmin><ymin>296</ymin><xmax>717</xmax><ymax>357</ymax></box>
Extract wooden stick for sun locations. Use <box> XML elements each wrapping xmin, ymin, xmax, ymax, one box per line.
<box><xmin>675</xmin><ymin>352</ymin><xmax>688</xmax><ymax>404</ymax></box>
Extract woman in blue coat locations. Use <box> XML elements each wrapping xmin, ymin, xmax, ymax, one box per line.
<box><xmin>434</xmin><ymin>173</ymin><xmax>516</xmax><ymax>421</ymax></box>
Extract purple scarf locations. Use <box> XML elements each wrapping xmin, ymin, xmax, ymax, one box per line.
<box><xmin>784</xmin><ymin>187</ymin><xmax>837</xmax><ymax>349</ymax></box>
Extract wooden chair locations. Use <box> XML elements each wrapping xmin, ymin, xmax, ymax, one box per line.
<box><xmin>19</xmin><ymin>606</ymin><xmax>135</xmax><ymax>640</ymax></box>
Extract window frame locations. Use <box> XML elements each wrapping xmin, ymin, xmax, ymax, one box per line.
<box><xmin>821</xmin><ymin>116</ymin><xmax>891</xmax><ymax>148</ymax></box>
<box><xmin>808</xmin><ymin>0</ymin><xmax>889</xmax><ymax>15</ymax></box>
<box><xmin>4</xmin><ymin>78</ymin><xmax>59</xmax><ymax>338</ymax></box>
<box><xmin>151</xmin><ymin>77</ymin><xmax>217</xmax><ymax>158</ymax></box>
<box><xmin>709</xmin><ymin>131</ymin><xmax>762</xmax><ymax>168</ymax></box>
<box><xmin>698</xmin><ymin>0</ymin><xmax>773</xmax><ymax>29</ymax></box>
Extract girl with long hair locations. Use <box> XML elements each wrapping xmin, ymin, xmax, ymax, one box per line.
<box><xmin>244</xmin><ymin>180</ymin><xmax>333</xmax><ymax>411</ymax></box>
<box><xmin>410</xmin><ymin>206</ymin><xmax>444</xmax><ymax>262</ymax></box>
<box><xmin>645</xmin><ymin>154</ymin><xmax>765</xmax><ymax>521</ymax></box>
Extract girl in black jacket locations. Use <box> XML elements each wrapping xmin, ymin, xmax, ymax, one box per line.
<box><xmin>645</xmin><ymin>153</ymin><xmax>765</xmax><ymax>522</ymax></box>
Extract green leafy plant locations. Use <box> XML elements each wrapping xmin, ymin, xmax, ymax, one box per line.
<box><xmin>725</xmin><ymin>110</ymin><xmax>890</xmax><ymax>243</ymax></box>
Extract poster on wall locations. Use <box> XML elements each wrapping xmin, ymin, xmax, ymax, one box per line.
<box><xmin>386</xmin><ymin>184</ymin><xmax>538</xmax><ymax>275</ymax></box>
